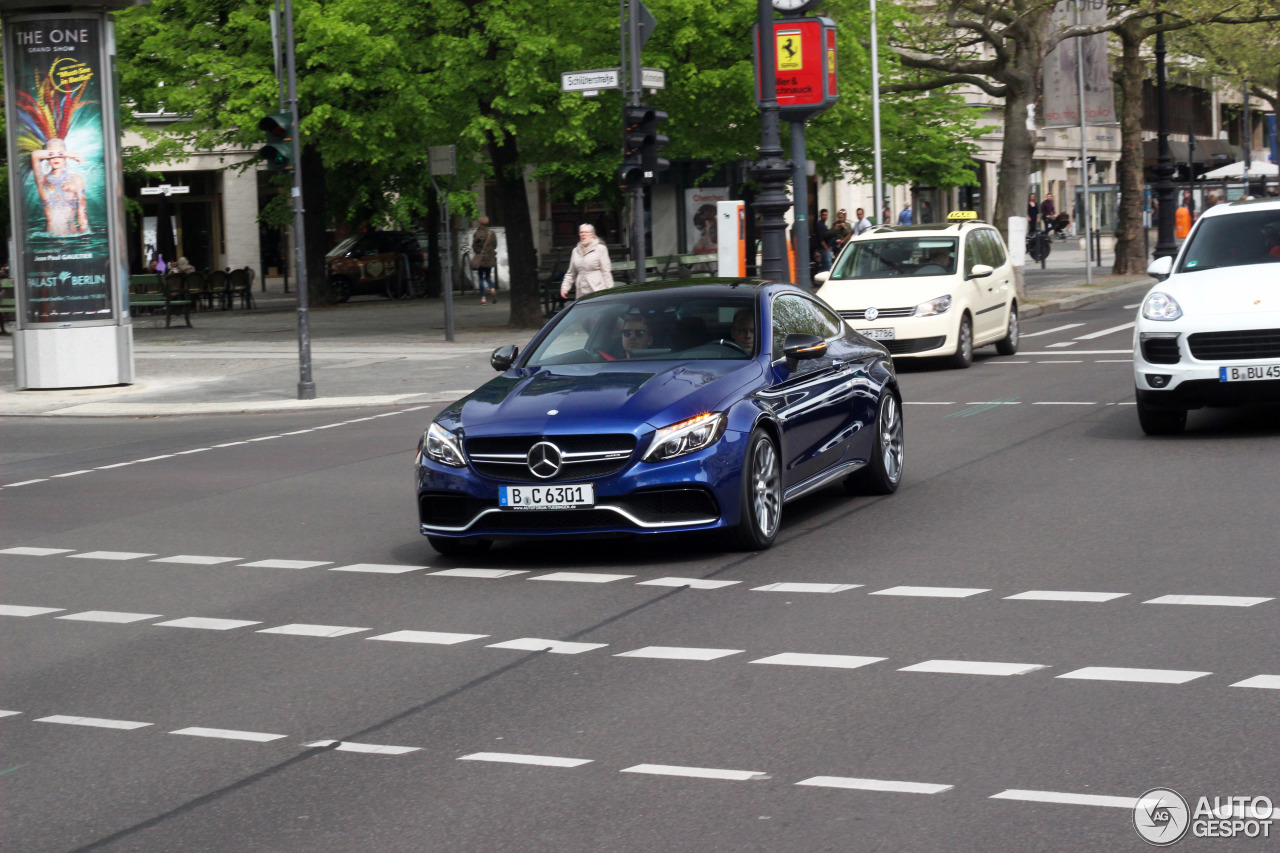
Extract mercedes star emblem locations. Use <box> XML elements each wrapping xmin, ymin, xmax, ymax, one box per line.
<box><xmin>865</xmin><ymin>307</ymin><xmax>879</xmax><ymax>321</ymax></box>
<box><xmin>526</xmin><ymin>441</ymin><xmax>563</xmax><ymax>479</ymax></box>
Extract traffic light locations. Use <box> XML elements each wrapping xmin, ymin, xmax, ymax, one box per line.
<box><xmin>620</xmin><ymin>103</ymin><xmax>669</xmax><ymax>188</ymax></box>
<box><xmin>258</xmin><ymin>112</ymin><xmax>293</xmax><ymax>172</ymax></box>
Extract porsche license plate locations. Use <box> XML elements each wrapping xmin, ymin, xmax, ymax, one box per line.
<box><xmin>499</xmin><ymin>484</ymin><xmax>595</xmax><ymax>510</ymax></box>
<box><xmin>1219</xmin><ymin>363</ymin><xmax>1280</xmax><ymax>382</ymax></box>
<box><xmin>862</xmin><ymin>328</ymin><xmax>895</xmax><ymax>341</ymax></box>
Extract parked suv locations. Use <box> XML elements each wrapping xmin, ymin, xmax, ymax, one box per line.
<box><xmin>326</xmin><ymin>231</ymin><xmax>427</xmax><ymax>302</ymax></box>
<box><xmin>814</xmin><ymin>212</ymin><xmax>1019</xmax><ymax>367</ymax></box>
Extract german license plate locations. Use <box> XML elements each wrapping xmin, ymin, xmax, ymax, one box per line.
<box><xmin>1219</xmin><ymin>363</ymin><xmax>1280</xmax><ymax>382</ymax></box>
<box><xmin>862</xmin><ymin>328</ymin><xmax>895</xmax><ymax>341</ymax></box>
<box><xmin>499</xmin><ymin>484</ymin><xmax>595</xmax><ymax>510</ymax></box>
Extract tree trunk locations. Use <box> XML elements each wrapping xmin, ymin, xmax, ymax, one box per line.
<box><xmin>1113</xmin><ymin>23</ymin><xmax>1148</xmax><ymax>275</ymax></box>
<box><xmin>301</xmin><ymin>144</ymin><xmax>328</xmax><ymax>304</ymax></box>
<box><xmin>487</xmin><ymin>131</ymin><xmax>541</xmax><ymax>328</ymax></box>
<box><xmin>993</xmin><ymin>74</ymin><xmax>1037</xmax><ymax>304</ymax></box>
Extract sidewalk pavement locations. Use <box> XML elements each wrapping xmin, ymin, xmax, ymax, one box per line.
<box><xmin>0</xmin><ymin>265</ymin><xmax>1152</xmax><ymax>418</ymax></box>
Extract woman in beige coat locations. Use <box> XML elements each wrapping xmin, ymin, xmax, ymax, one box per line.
<box><xmin>560</xmin><ymin>224</ymin><xmax>614</xmax><ymax>299</ymax></box>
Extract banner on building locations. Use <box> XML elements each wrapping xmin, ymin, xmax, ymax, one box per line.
<box><xmin>8</xmin><ymin>18</ymin><xmax>114</xmax><ymax>323</ymax></box>
<box><xmin>687</xmin><ymin>187</ymin><xmax>730</xmax><ymax>255</ymax></box>
<box><xmin>1042</xmin><ymin>0</ymin><xmax>1116</xmax><ymax>128</ymax></box>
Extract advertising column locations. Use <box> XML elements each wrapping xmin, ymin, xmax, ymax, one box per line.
<box><xmin>3</xmin><ymin>7</ymin><xmax>134</xmax><ymax>388</ymax></box>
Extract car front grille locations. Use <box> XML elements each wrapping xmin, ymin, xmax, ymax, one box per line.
<box><xmin>481</xmin><ymin>509</ymin><xmax>623</xmax><ymax>531</ymax></box>
<box><xmin>418</xmin><ymin>492</ymin><xmax>490</xmax><ymax>527</ymax></box>
<box><xmin>618</xmin><ymin>488</ymin><xmax>719</xmax><ymax>524</ymax></box>
<box><xmin>839</xmin><ymin>307</ymin><xmax>915</xmax><ymax>320</ymax></box>
<box><xmin>884</xmin><ymin>336</ymin><xmax>946</xmax><ymax>355</ymax></box>
<box><xmin>465</xmin><ymin>434</ymin><xmax>637</xmax><ymax>483</ymax></box>
<box><xmin>1141</xmin><ymin>337</ymin><xmax>1181</xmax><ymax>364</ymax></box>
<box><xmin>1187</xmin><ymin>329</ymin><xmax>1280</xmax><ymax>361</ymax></box>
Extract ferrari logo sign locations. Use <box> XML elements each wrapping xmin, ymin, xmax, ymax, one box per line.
<box><xmin>776</xmin><ymin>30</ymin><xmax>802</xmax><ymax>71</ymax></box>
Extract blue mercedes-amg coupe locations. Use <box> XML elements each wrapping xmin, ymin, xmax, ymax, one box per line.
<box><xmin>416</xmin><ymin>280</ymin><xmax>903</xmax><ymax>553</ymax></box>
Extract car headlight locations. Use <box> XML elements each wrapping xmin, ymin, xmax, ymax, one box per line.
<box><xmin>644</xmin><ymin>413</ymin><xmax>727</xmax><ymax>462</ymax></box>
<box><xmin>422</xmin><ymin>422</ymin><xmax>466</xmax><ymax>467</ymax></box>
<box><xmin>915</xmin><ymin>295</ymin><xmax>952</xmax><ymax>317</ymax></box>
<box><xmin>1142</xmin><ymin>292</ymin><xmax>1183</xmax><ymax>321</ymax></box>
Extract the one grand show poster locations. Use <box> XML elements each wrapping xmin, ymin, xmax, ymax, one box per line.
<box><xmin>12</xmin><ymin>19</ymin><xmax>113</xmax><ymax>323</ymax></box>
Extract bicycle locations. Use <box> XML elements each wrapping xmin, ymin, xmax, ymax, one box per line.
<box><xmin>1027</xmin><ymin>230</ymin><xmax>1051</xmax><ymax>263</ymax></box>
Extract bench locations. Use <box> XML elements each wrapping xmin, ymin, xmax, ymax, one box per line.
<box><xmin>129</xmin><ymin>274</ymin><xmax>192</xmax><ymax>328</ymax></box>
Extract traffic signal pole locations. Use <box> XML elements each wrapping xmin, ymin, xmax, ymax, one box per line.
<box><xmin>283</xmin><ymin>0</ymin><xmax>314</xmax><ymax>399</ymax></box>
<box><xmin>752</xmin><ymin>0</ymin><xmax>793</xmax><ymax>282</ymax></box>
<box><xmin>626</xmin><ymin>0</ymin><xmax>645</xmax><ymax>283</ymax></box>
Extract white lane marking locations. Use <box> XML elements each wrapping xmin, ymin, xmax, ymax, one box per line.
<box><xmin>429</xmin><ymin>568</ymin><xmax>528</xmax><ymax>579</ymax></box>
<box><xmin>797</xmin><ymin>776</ymin><xmax>952</xmax><ymax>795</ymax></box>
<box><xmin>0</xmin><ymin>547</ymin><xmax>74</xmax><ymax>556</ymax></box>
<box><xmin>1031</xmin><ymin>401</ymin><xmax>1096</xmax><ymax>406</ymax></box>
<box><xmin>151</xmin><ymin>555</ymin><xmax>243</xmax><ymax>566</ymax></box>
<box><xmin>58</xmin><ymin>611</ymin><xmax>163</xmax><ymax>623</ymax></box>
<box><xmin>638</xmin><ymin>577</ymin><xmax>741</xmax><ymax>589</ymax></box>
<box><xmin>904</xmin><ymin>401</ymin><xmax>955</xmax><ymax>405</ymax></box>
<box><xmin>240</xmin><ymin>559</ymin><xmax>332</xmax><ymax>570</ymax></box>
<box><xmin>1020</xmin><ymin>323</ymin><xmax>1084</xmax><ymax>339</ymax></box>
<box><xmin>0</xmin><ymin>604</ymin><xmax>65</xmax><ymax>617</ymax></box>
<box><xmin>964</xmin><ymin>402</ymin><xmax>1019</xmax><ymax>406</ymax></box>
<box><xmin>175</xmin><ymin>448</ymin><xmax>212</xmax><ymax>455</ymax></box>
<box><xmin>1037</xmin><ymin>360</ymin><xmax>1083</xmax><ymax>363</ymax></box>
<box><xmin>0</xmin><ymin>710</ymin><xmax>21</xmax><ymax>718</ymax></box>
<box><xmin>1144</xmin><ymin>594</ymin><xmax>1272</xmax><ymax>607</ymax></box>
<box><xmin>1045</xmin><ymin>342</ymin><xmax>1077</xmax><ymax>348</ymax></box>
<box><xmin>1057</xmin><ymin>667</ymin><xmax>1211</xmax><ymax>684</ymax></box>
<box><xmin>615</xmin><ymin>646</ymin><xmax>743</xmax><ymax>661</ymax></box>
<box><xmin>751</xmin><ymin>582</ymin><xmax>861</xmax><ymax>594</ymax></box>
<box><xmin>1124</xmin><ymin>303</ymin><xmax>1140</xmax><ymax>309</ymax></box>
<box><xmin>37</xmin><ymin>715</ymin><xmax>151</xmax><ymax>730</ymax></box>
<box><xmin>3</xmin><ymin>479</ymin><xmax>48</xmax><ymax>487</ymax></box>
<box><xmin>279</xmin><ymin>430</ymin><xmax>313</xmax><ymax>436</ymax></box>
<box><xmin>870</xmin><ymin>586</ymin><xmax>989</xmax><ymax>598</ymax></box>
<box><xmin>133</xmin><ymin>455</ymin><xmax>175</xmax><ymax>463</ymax></box>
<box><xmin>530</xmin><ymin>572</ymin><xmax>635</xmax><ymax>584</ymax></box>
<box><xmin>68</xmin><ymin>551</ymin><xmax>155</xmax><ymax>561</ymax></box>
<box><xmin>212</xmin><ymin>442</ymin><xmax>248</xmax><ymax>448</ymax></box>
<box><xmin>1075</xmin><ymin>321</ymin><xmax>1135</xmax><ymax>340</ymax></box>
<box><xmin>1005</xmin><ymin>591</ymin><xmax>1128</xmax><ymax>603</ymax></box>
<box><xmin>306</xmin><ymin>740</ymin><xmax>419</xmax><ymax>755</ymax></box>
<box><xmin>330</xmin><ymin>563</ymin><xmax>426</xmax><ymax>574</ymax></box>
<box><xmin>991</xmin><ymin>789</ymin><xmax>1136</xmax><ymax>809</ymax></box>
<box><xmin>751</xmin><ymin>653</ymin><xmax>885</xmax><ymax>670</ymax></box>
<box><xmin>154</xmin><ymin>617</ymin><xmax>261</xmax><ymax>631</ymax></box>
<box><xmin>1021</xmin><ymin>349</ymin><xmax>1129</xmax><ymax>355</ymax></box>
<box><xmin>988</xmin><ymin>360</ymin><xmax>1030</xmax><ymax>364</ymax></box>
<box><xmin>171</xmin><ymin>727</ymin><xmax>286</xmax><ymax>742</ymax></box>
<box><xmin>367</xmin><ymin>630</ymin><xmax>488</xmax><ymax>645</ymax></box>
<box><xmin>621</xmin><ymin>764</ymin><xmax>767</xmax><ymax>781</ymax></box>
<box><xmin>1231</xmin><ymin>675</ymin><xmax>1280</xmax><ymax>689</ymax></box>
<box><xmin>52</xmin><ymin>471</ymin><xmax>92</xmax><ymax>478</ymax></box>
<box><xmin>460</xmin><ymin>752</ymin><xmax>591</xmax><ymax>768</ymax></box>
<box><xmin>1097</xmin><ymin>359</ymin><xmax>1133</xmax><ymax>362</ymax></box>
<box><xmin>247</xmin><ymin>436</ymin><xmax>281</xmax><ymax>442</ymax></box>
<box><xmin>486</xmin><ymin>638</ymin><xmax>607</xmax><ymax>655</ymax></box>
<box><xmin>257</xmin><ymin>624</ymin><xmax>368</xmax><ymax>638</ymax></box>
<box><xmin>95</xmin><ymin>463</ymin><xmax>134</xmax><ymax>469</ymax></box>
<box><xmin>900</xmin><ymin>660</ymin><xmax>1047</xmax><ymax>676</ymax></box>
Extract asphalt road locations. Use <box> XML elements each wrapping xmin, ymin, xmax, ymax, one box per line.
<box><xmin>2</xmin><ymin>291</ymin><xmax>1277</xmax><ymax>852</ymax></box>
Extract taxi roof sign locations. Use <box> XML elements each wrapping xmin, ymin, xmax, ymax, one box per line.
<box><xmin>947</xmin><ymin>211</ymin><xmax>979</xmax><ymax>221</ymax></box>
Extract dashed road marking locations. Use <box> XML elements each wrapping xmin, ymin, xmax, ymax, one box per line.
<box><xmin>1004</xmin><ymin>591</ymin><xmax>1128</xmax><ymax>603</ymax></box>
<box><xmin>460</xmin><ymin>752</ymin><xmax>592</xmax><ymax>768</ymax></box>
<box><xmin>240</xmin><ymin>559</ymin><xmax>332</xmax><ymax>570</ymax></box>
<box><xmin>1032</xmin><ymin>401</ymin><xmax>1095</xmax><ymax>406</ymax></box>
<box><xmin>797</xmin><ymin>776</ymin><xmax>953</xmax><ymax>794</ymax></box>
<box><xmin>899</xmin><ymin>660</ymin><xmax>1047</xmax><ymax>677</ymax></box>
<box><xmin>257</xmin><ymin>624</ymin><xmax>368</xmax><ymax>638</ymax></box>
<box><xmin>531</xmin><ymin>572</ymin><xmax>635</xmax><ymax>583</ymax></box>
<box><xmin>1020</xmin><ymin>323</ymin><xmax>1084</xmax><ymax>339</ymax></box>
<box><xmin>68</xmin><ymin>551</ymin><xmax>155</xmax><ymax>561</ymax></box>
<box><xmin>1057</xmin><ymin>667</ymin><xmax>1211</xmax><ymax>684</ymax></box>
<box><xmin>1046</xmin><ymin>342</ymin><xmax>1076</xmax><ymax>348</ymax></box>
<box><xmin>58</xmin><ymin>611</ymin><xmax>162</xmax><ymax>623</ymax></box>
<box><xmin>870</xmin><ymin>586</ymin><xmax>989</xmax><ymax>598</ymax></box>
<box><xmin>0</xmin><ymin>604</ymin><xmax>65</xmax><ymax>617</ymax></box>
<box><xmin>367</xmin><ymin>630</ymin><xmax>488</xmax><ymax>645</ymax></box>
<box><xmin>330</xmin><ymin>563</ymin><xmax>426</xmax><ymax>574</ymax></box>
<box><xmin>638</xmin><ymin>577</ymin><xmax>741</xmax><ymax>589</ymax></box>
<box><xmin>622</xmin><ymin>764</ymin><xmax>767</xmax><ymax>781</ymax></box>
<box><xmin>750</xmin><ymin>653</ymin><xmax>885</xmax><ymax>670</ymax></box>
<box><xmin>1144</xmin><ymin>594</ymin><xmax>1272</xmax><ymax>607</ymax></box>
<box><xmin>37</xmin><ymin>715</ymin><xmax>151</xmax><ymax>730</ymax></box>
<box><xmin>616</xmin><ymin>646</ymin><xmax>743</xmax><ymax>661</ymax></box>
<box><xmin>3</xmin><ymin>479</ymin><xmax>48</xmax><ymax>487</ymax></box>
<box><xmin>429</xmin><ymin>568</ymin><xmax>528</xmax><ymax>579</ymax></box>
<box><xmin>154</xmin><ymin>617</ymin><xmax>261</xmax><ymax>630</ymax></box>
<box><xmin>751</xmin><ymin>582</ymin><xmax>861</xmax><ymax>594</ymax></box>
<box><xmin>1231</xmin><ymin>675</ymin><xmax>1280</xmax><ymax>689</ymax></box>
<box><xmin>52</xmin><ymin>471</ymin><xmax>92</xmax><ymax>478</ymax></box>
<box><xmin>307</xmin><ymin>740</ymin><xmax>419</xmax><ymax>755</ymax></box>
<box><xmin>0</xmin><ymin>711</ymin><xmax>21</xmax><ymax>718</ymax></box>
<box><xmin>991</xmin><ymin>789</ymin><xmax>1137</xmax><ymax>809</ymax></box>
<box><xmin>170</xmin><ymin>727</ymin><xmax>286</xmax><ymax>742</ymax></box>
<box><xmin>1075</xmin><ymin>321</ymin><xmax>1135</xmax><ymax>340</ymax></box>
<box><xmin>0</xmin><ymin>547</ymin><xmax>73</xmax><ymax>556</ymax></box>
<box><xmin>486</xmin><ymin>638</ymin><xmax>607</xmax><ymax>655</ymax></box>
<box><xmin>151</xmin><ymin>555</ymin><xmax>243</xmax><ymax>566</ymax></box>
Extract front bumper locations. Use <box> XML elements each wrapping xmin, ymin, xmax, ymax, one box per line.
<box><xmin>1133</xmin><ymin>323</ymin><xmax>1280</xmax><ymax>409</ymax></box>
<box><xmin>417</xmin><ymin>430</ymin><xmax>747</xmax><ymax>539</ymax></box>
<box><xmin>843</xmin><ymin>313</ymin><xmax>955</xmax><ymax>358</ymax></box>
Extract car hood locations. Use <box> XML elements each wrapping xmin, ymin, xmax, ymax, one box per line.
<box><xmin>818</xmin><ymin>276</ymin><xmax>958</xmax><ymax>311</ymax></box>
<box><xmin>440</xmin><ymin>360</ymin><xmax>763</xmax><ymax>437</ymax></box>
<box><xmin>1160</xmin><ymin>264</ymin><xmax>1280</xmax><ymax>316</ymax></box>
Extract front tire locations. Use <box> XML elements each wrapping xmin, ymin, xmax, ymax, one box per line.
<box><xmin>844</xmin><ymin>391</ymin><xmax>904</xmax><ymax>496</ymax></box>
<box><xmin>726</xmin><ymin>428</ymin><xmax>783</xmax><ymax>551</ymax></box>
<box><xmin>995</xmin><ymin>303</ymin><xmax>1019</xmax><ymax>355</ymax></box>
<box><xmin>947</xmin><ymin>314</ymin><xmax>974</xmax><ymax>369</ymax></box>
<box><xmin>1135</xmin><ymin>393</ymin><xmax>1186</xmax><ymax>435</ymax></box>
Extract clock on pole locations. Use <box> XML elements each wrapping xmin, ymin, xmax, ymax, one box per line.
<box><xmin>771</xmin><ymin>0</ymin><xmax>821</xmax><ymax>13</ymax></box>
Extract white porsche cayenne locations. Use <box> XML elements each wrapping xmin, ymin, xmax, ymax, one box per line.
<box><xmin>1134</xmin><ymin>197</ymin><xmax>1280</xmax><ymax>434</ymax></box>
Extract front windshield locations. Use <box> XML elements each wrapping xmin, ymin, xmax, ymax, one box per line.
<box><xmin>524</xmin><ymin>292</ymin><xmax>758</xmax><ymax>367</ymax></box>
<box><xmin>1178</xmin><ymin>209</ymin><xmax>1280</xmax><ymax>273</ymax></box>
<box><xmin>326</xmin><ymin>235</ymin><xmax>361</xmax><ymax>258</ymax></box>
<box><xmin>831</xmin><ymin>237</ymin><xmax>958</xmax><ymax>280</ymax></box>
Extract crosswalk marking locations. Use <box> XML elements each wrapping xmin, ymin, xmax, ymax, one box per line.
<box><xmin>530</xmin><ymin>572</ymin><xmax>635</xmax><ymax>583</ymax></box>
<box><xmin>330</xmin><ymin>563</ymin><xmax>426</xmax><ymax>574</ymax></box>
<box><xmin>899</xmin><ymin>660</ymin><xmax>1046</xmax><ymax>677</ymax></box>
<box><xmin>486</xmin><ymin>638</ymin><xmax>607</xmax><ymax>655</ymax></box>
<box><xmin>306</xmin><ymin>740</ymin><xmax>419</xmax><ymax>755</ymax></box>
<box><xmin>257</xmin><ymin>624</ymin><xmax>368</xmax><ymax>638</ymax></box>
<box><xmin>240</xmin><ymin>559</ymin><xmax>332</xmax><ymax>570</ymax></box>
<box><xmin>36</xmin><ymin>715</ymin><xmax>151</xmax><ymax>730</ymax></box>
<box><xmin>751</xmin><ymin>582</ymin><xmax>861</xmax><ymax>594</ymax></box>
<box><xmin>170</xmin><ymin>727</ymin><xmax>286</xmax><ymax>742</ymax></box>
<box><xmin>991</xmin><ymin>789</ymin><xmax>1137</xmax><ymax>809</ymax></box>
<box><xmin>622</xmin><ymin>764</ymin><xmax>767</xmax><ymax>781</ymax></box>
<box><xmin>151</xmin><ymin>555</ymin><xmax>243</xmax><ymax>565</ymax></box>
<box><xmin>1004</xmin><ymin>591</ymin><xmax>1127</xmax><ymax>603</ymax></box>
<box><xmin>58</xmin><ymin>611</ymin><xmax>162</xmax><ymax>623</ymax></box>
<box><xmin>0</xmin><ymin>547</ymin><xmax>73</xmax><ymax>556</ymax></box>
<box><xmin>1230</xmin><ymin>675</ymin><xmax>1280</xmax><ymax>689</ymax></box>
<box><xmin>1057</xmin><ymin>667</ymin><xmax>1211</xmax><ymax>684</ymax></box>
<box><xmin>0</xmin><ymin>605</ymin><xmax>65</xmax><ymax>617</ymax></box>
<box><xmin>68</xmin><ymin>551</ymin><xmax>154</xmax><ymax>561</ymax></box>
<box><xmin>460</xmin><ymin>752</ymin><xmax>592</xmax><ymax>768</ymax></box>
<box><xmin>750</xmin><ymin>653</ymin><xmax>884</xmax><ymax>670</ymax></box>
<box><xmin>154</xmin><ymin>617</ymin><xmax>261</xmax><ymax>630</ymax></box>
<box><xmin>870</xmin><ymin>586</ymin><xmax>989</xmax><ymax>598</ymax></box>
<box><xmin>367</xmin><ymin>630</ymin><xmax>488</xmax><ymax>645</ymax></box>
<box><xmin>429</xmin><ymin>568</ymin><xmax>528</xmax><ymax>579</ymax></box>
<box><xmin>638</xmin><ymin>577</ymin><xmax>741</xmax><ymax>589</ymax></box>
<box><xmin>797</xmin><ymin>776</ymin><xmax>952</xmax><ymax>794</ymax></box>
<box><xmin>1144</xmin><ymin>595</ymin><xmax>1272</xmax><ymax>607</ymax></box>
<box><xmin>616</xmin><ymin>646</ymin><xmax>743</xmax><ymax>661</ymax></box>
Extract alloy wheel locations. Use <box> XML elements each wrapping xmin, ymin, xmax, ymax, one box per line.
<box><xmin>879</xmin><ymin>395</ymin><xmax>904</xmax><ymax>484</ymax></box>
<box><xmin>752</xmin><ymin>438</ymin><xmax>781</xmax><ymax>538</ymax></box>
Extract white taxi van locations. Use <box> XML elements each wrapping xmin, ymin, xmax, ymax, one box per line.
<box><xmin>814</xmin><ymin>212</ymin><xmax>1019</xmax><ymax>368</ymax></box>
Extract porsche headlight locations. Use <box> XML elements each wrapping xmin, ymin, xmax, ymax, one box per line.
<box><xmin>422</xmin><ymin>422</ymin><xmax>466</xmax><ymax>467</ymax></box>
<box><xmin>1142</xmin><ymin>292</ymin><xmax>1183</xmax><ymax>321</ymax></box>
<box><xmin>915</xmin><ymin>294</ymin><xmax>952</xmax><ymax>317</ymax></box>
<box><xmin>644</xmin><ymin>413</ymin><xmax>727</xmax><ymax>462</ymax></box>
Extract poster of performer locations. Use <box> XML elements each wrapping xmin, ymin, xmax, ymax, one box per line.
<box><xmin>1042</xmin><ymin>0</ymin><xmax>1116</xmax><ymax>128</ymax></box>
<box><xmin>9</xmin><ymin>18</ymin><xmax>114</xmax><ymax>323</ymax></box>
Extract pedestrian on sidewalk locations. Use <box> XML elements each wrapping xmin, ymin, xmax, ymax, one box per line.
<box><xmin>1027</xmin><ymin>192</ymin><xmax>1038</xmax><ymax>229</ymax></box>
<box><xmin>852</xmin><ymin>207</ymin><xmax>872</xmax><ymax>236</ymax></box>
<box><xmin>830</xmin><ymin>209</ymin><xmax>853</xmax><ymax>252</ymax></box>
<box><xmin>897</xmin><ymin>204</ymin><xmax>913</xmax><ymax>225</ymax></box>
<box><xmin>471</xmin><ymin>216</ymin><xmax>498</xmax><ymax>304</ymax></box>
<box><xmin>813</xmin><ymin>208</ymin><xmax>832</xmax><ymax>271</ymax></box>
<box><xmin>1040</xmin><ymin>193</ymin><xmax>1056</xmax><ymax>233</ymax></box>
<box><xmin>560</xmin><ymin>224</ymin><xmax>614</xmax><ymax>301</ymax></box>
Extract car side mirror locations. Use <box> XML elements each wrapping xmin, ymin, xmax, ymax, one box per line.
<box><xmin>1147</xmin><ymin>256</ymin><xmax>1174</xmax><ymax>280</ymax></box>
<box><xmin>813</xmin><ymin>271</ymin><xmax>830</xmax><ymax>285</ymax></box>
<box><xmin>967</xmin><ymin>263</ymin><xmax>993</xmax><ymax>280</ymax></box>
<box><xmin>490</xmin><ymin>345</ymin><xmax>519</xmax><ymax>372</ymax></box>
<box><xmin>782</xmin><ymin>333</ymin><xmax>828</xmax><ymax>366</ymax></box>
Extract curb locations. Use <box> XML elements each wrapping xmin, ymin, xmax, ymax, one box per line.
<box><xmin>1021</xmin><ymin>278</ymin><xmax>1151</xmax><ymax>320</ymax></box>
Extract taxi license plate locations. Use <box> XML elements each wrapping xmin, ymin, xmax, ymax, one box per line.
<box><xmin>1219</xmin><ymin>364</ymin><xmax>1280</xmax><ymax>382</ymax></box>
<box><xmin>862</xmin><ymin>328</ymin><xmax>895</xmax><ymax>341</ymax></box>
<box><xmin>499</xmin><ymin>484</ymin><xmax>594</xmax><ymax>510</ymax></box>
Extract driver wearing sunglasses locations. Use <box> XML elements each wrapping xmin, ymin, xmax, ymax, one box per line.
<box><xmin>619</xmin><ymin>317</ymin><xmax>653</xmax><ymax>358</ymax></box>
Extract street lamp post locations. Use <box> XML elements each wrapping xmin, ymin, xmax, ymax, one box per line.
<box><xmin>752</xmin><ymin>0</ymin><xmax>794</xmax><ymax>281</ymax></box>
<box><xmin>870</xmin><ymin>0</ymin><xmax>884</xmax><ymax>225</ymax></box>
<box><xmin>1152</xmin><ymin>16</ymin><xmax>1178</xmax><ymax>260</ymax></box>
